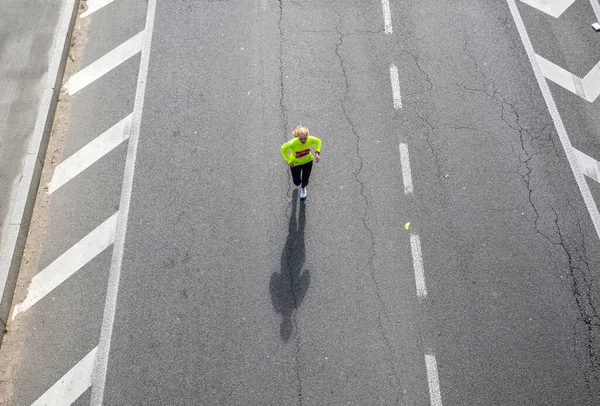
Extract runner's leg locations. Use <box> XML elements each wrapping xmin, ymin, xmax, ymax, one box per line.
<box><xmin>301</xmin><ymin>160</ymin><xmax>313</xmax><ymax>187</ymax></box>
<box><xmin>290</xmin><ymin>165</ymin><xmax>302</xmax><ymax>186</ymax></box>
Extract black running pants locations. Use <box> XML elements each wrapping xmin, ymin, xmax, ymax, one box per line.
<box><xmin>290</xmin><ymin>160</ymin><xmax>313</xmax><ymax>187</ymax></box>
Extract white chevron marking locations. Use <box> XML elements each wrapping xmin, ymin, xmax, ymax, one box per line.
<box><xmin>537</xmin><ymin>54</ymin><xmax>600</xmax><ymax>102</ymax></box>
<box><xmin>574</xmin><ymin>148</ymin><xmax>600</xmax><ymax>184</ymax></box>
<box><xmin>519</xmin><ymin>0</ymin><xmax>576</xmax><ymax>17</ymax></box>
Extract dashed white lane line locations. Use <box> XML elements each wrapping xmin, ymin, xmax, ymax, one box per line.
<box><xmin>48</xmin><ymin>114</ymin><xmax>132</xmax><ymax>194</ymax></box>
<box><xmin>399</xmin><ymin>143</ymin><xmax>414</xmax><ymax>194</ymax></box>
<box><xmin>390</xmin><ymin>64</ymin><xmax>402</xmax><ymax>109</ymax></box>
<box><xmin>518</xmin><ymin>0</ymin><xmax>575</xmax><ymax>18</ymax></box>
<box><xmin>65</xmin><ymin>30</ymin><xmax>145</xmax><ymax>95</ymax></box>
<box><xmin>537</xmin><ymin>54</ymin><xmax>600</xmax><ymax>102</ymax></box>
<box><xmin>425</xmin><ymin>353</ymin><xmax>443</xmax><ymax>406</ymax></box>
<box><xmin>12</xmin><ymin>213</ymin><xmax>118</xmax><ymax>319</ymax></box>
<box><xmin>410</xmin><ymin>233</ymin><xmax>427</xmax><ymax>298</ymax></box>
<box><xmin>91</xmin><ymin>1</ymin><xmax>158</xmax><ymax>404</ymax></box>
<box><xmin>506</xmin><ymin>0</ymin><xmax>600</xmax><ymax>240</ymax></box>
<box><xmin>81</xmin><ymin>0</ymin><xmax>117</xmax><ymax>18</ymax></box>
<box><xmin>32</xmin><ymin>347</ymin><xmax>98</xmax><ymax>406</ymax></box>
<box><xmin>381</xmin><ymin>0</ymin><xmax>393</xmax><ymax>34</ymax></box>
<box><xmin>574</xmin><ymin>148</ymin><xmax>600</xmax><ymax>184</ymax></box>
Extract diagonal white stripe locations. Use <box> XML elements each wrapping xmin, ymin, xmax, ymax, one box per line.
<box><xmin>48</xmin><ymin>115</ymin><xmax>132</xmax><ymax>194</ymax></box>
<box><xmin>12</xmin><ymin>214</ymin><xmax>118</xmax><ymax>319</ymax></box>
<box><xmin>519</xmin><ymin>0</ymin><xmax>576</xmax><ymax>18</ymax></box>
<box><xmin>574</xmin><ymin>148</ymin><xmax>600</xmax><ymax>184</ymax></box>
<box><xmin>32</xmin><ymin>347</ymin><xmax>98</xmax><ymax>406</ymax></box>
<box><xmin>65</xmin><ymin>31</ymin><xmax>144</xmax><ymax>95</ymax></box>
<box><xmin>81</xmin><ymin>0</ymin><xmax>116</xmax><ymax>18</ymax></box>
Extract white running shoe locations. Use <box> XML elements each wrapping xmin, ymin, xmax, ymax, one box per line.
<box><xmin>300</xmin><ymin>187</ymin><xmax>307</xmax><ymax>199</ymax></box>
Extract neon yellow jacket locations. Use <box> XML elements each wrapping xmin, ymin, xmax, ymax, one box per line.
<box><xmin>281</xmin><ymin>136</ymin><xmax>322</xmax><ymax>166</ymax></box>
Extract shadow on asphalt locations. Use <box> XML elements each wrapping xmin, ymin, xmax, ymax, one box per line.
<box><xmin>270</xmin><ymin>189</ymin><xmax>311</xmax><ymax>341</ymax></box>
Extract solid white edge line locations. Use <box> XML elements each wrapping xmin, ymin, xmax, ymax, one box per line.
<box><xmin>410</xmin><ymin>234</ymin><xmax>427</xmax><ymax>297</ymax></box>
<box><xmin>381</xmin><ymin>0</ymin><xmax>393</xmax><ymax>34</ymax></box>
<box><xmin>66</xmin><ymin>30</ymin><xmax>145</xmax><ymax>95</ymax></box>
<box><xmin>81</xmin><ymin>0</ymin><xmax>116</xmax><ymax>18</ymax></box>
<box><xmin>425</xmin><ymin>353</ymin><xmax>443</xmax><ymax>406</ymax></box>
<box><xmin>32</xmin><ymin>347</ymin><xmax>98</xmax><ymax>406</ymax></box>
<box><xmin>12</xmin><ymin>214</ymin><xmax>118</xmax><ymax>319</ymax></box>
<box><xmin>399</xmin><ymin>143</ymin><xmax>414</xmax><ymax>194</ymax></box>
<box><xmin>48</xmin><ymin>114</ymin><xmax>132</xmax><ymax>194</ymax></box>
<box><xmin>390</xmin><ymin>64</ymin><xmax>402</xmax><ymax>109</ymax></box>
<box><xmin>90</xmin><ymin>1</ymin><xmax>157</xmax><ymax>404</ymax></box>
<box><xmin>506</xmin><ymin>0</ymin><xmax>600</xmax><ymax>240</ymax></box>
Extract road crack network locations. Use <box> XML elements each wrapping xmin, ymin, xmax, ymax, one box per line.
<box><xmin>402</xmin><ymin>49</ymin><xmax>433</xmax><ymax>92</ymax></box>
<box><xmin>455</xmin><ymin>33</ymin><xmax>600</xmax><ymax>396</ymax></box>
<box><xmin>277</xmin><ymin>3</ymin><xmax>304</xmax><ymax>403</ymax></box>
<box><xmin>498</xmin><ymin>101</ymin><xmax>600</xmax><ymax>401</ymax></box>
<box><xmin>334</xmin><ymin>23</ymin><xmax>402</xmax><ymax>401</ymax></box>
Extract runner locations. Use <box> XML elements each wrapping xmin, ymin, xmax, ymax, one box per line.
<box><xmin>281</xmin><ymin>126</ymin><xmax>322</xmax><ymax>199</ymax></box>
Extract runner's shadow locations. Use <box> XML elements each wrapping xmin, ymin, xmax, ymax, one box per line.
<box><xmin>270</xmin><ymin>189</ymin><xmax>310</xmax><ymax>341</ymax></box>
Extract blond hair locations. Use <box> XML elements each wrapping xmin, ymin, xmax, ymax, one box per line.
<box><xmin>292</xmin><ymin>125</ymin><xmax>309</xmax><ymax>138</ymax></box>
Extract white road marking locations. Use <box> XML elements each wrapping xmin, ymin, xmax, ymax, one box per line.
<box><xmin>591</xmin><ymin>0</ymin><xmax>600</xmax><ymax>22</ymax></box>
<box><xmin>91</xmin><ymin>1</ymin><xmax>157</xmax><ymax>404</ymax></box>
<box><xmin>506</xmin><ymin>0</ymin><xmax>600</xmax><ymax>240</ymax></box>
<box><xmin>410</xmin><ymin>234</ymin><xmax>427</xmax><ymax>297</ymax></box>
<box><xmin>81</xmin><ymin>0</ymin><xmax>116</xmax><ymax>18</ymax></box>
<box><xmin>537</xmin><ymin>54</ymin><xmax>600</xmax><ymax>102</ymax></box>
<box><xmin>574</xmin><ymin>148</ymin><xmax>600</xmax><ymax>184</ymax></box>
<box><xmin>12</xmin><ymin>214</ymin><xmax>118</xmax><ymax>319</ymax></box>
<box><xmin>519</xmin><ymin>0</ymin><xmax>575</xmax><ymax>17</ymax></box>
<box><xmin>32</xmin><ymin>347</ymin><xmax>98</xmax><ymax>406</ymax></box>
<box><xmin>425</xmin><ymin>353</ymin><xmax>443</xmax><ymax>406</ymax></box>
<box><xmin>65</xmin><ymin>31</ymin><xmax>144</xmax><ymax>95</ymax></box>
<box><xmin>381</xmin><ymin>0</ymin><xmax>393</xmax><ymax>34</ymax></box>
<box><xmin>399</xmin><ymin>143</ymin><xmax>414</xmax><ymax>194</ymax></box>
<box><xmin>390</xmin><ymin>64</ymin><xmax>402</xmax><ymax>109</ymax></box>
<box><xmin>48</xmin><ymin>114</ymin><xmax>132</xmax><ymax>194</ymax></box>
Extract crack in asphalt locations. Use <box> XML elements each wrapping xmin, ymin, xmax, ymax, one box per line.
<box><xmin>277</xmin><ymin>0</ymin><xmax>290</xmax><ymax>139</ymax></box>
<box><xmin>498</xmin><ymin>101</ymin><xmax>600</xmax><ymax>400</ymax></box>
<box><xmin>416</xmin><ymin>112</ymin><xmax>443</xmax><ymax>181</ymax></box>
<box><xmin>334</xmin><ymin>23</ymin><xmax>402</xmax><ymax>402</ymax></box>
<box><xmin>455</xmin><ymin>35</ymin><xmax>600</xmax><ymax>396</ymax></box>
<box><xmin>562</xmin><ymin>217</ymin><xmax>600</xmax><ymax>399</ymax></box>
<box><xmin>455</xmin><ymin>78</ymin><xmax>561</xmax><ymax>245</ymax></box>
<box><xmin>402</xmin><ymin>49</ymin><xmax>433</xmax><ymax>92</ymax></box>
<box><xmin>277</xmin><ymin>2</ymin><xmax>303</xmax><ymax>403</ymax></box>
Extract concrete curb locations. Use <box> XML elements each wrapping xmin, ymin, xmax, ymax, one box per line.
<box><xmin>0</xmin><ymin>0</ymin><xmax>80</xmax><ymax>328</ymax></box>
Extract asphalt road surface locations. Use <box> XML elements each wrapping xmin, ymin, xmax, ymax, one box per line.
<box><xmin>5</xmin><ymin>0</ymin><xmax>600</xmax><ymax>405</ymax></box>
